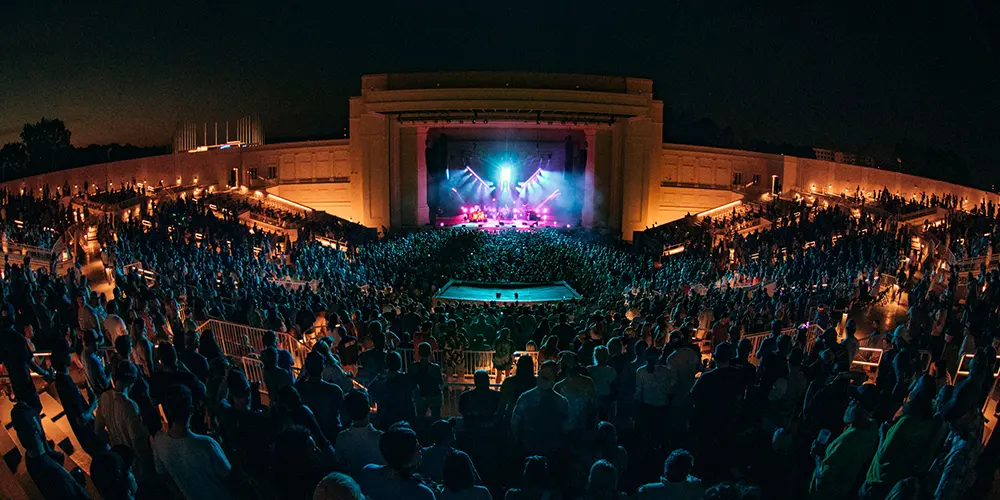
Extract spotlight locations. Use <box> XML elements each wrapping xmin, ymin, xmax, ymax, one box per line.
<box><xmin>501</xmin><ymin>167</ymin><xmax>511</xmax><ymax>183</ymax></box>
<box><xmin>439</xmin><ymin>222</ymin><xmax>445</xmax><ymax>227</ymax></box>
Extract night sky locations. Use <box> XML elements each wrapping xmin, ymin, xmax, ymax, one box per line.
<box><xmin>3</xmin><ymin>1</ymin><xmax>997</xmax><ymax>170</ymax></box>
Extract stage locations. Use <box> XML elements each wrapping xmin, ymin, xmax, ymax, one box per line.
<box><xmin>437</xmin><ymin>214</ymin><xmax>573</xmax><ymax>230</ymax></box>
<box><xmin>432</xmin><ymin>280</ymin><xmax>582</xmax><ymax>304</ymax></box>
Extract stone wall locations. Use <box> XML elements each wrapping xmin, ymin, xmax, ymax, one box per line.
<box><xmin>785</xmin><ymin>157</ymin><xmax>1000</xmax><ymax>207</ymax></box>
<box><xmin>5</xmin><ymin>135</ymin><xmax>996</xmax><ymax>237</ymax></box>
<box><xmin>652</xmin><ymin>143</ymin><xmax>999</xmax><ymax>226</ymax></box>
<box><xmin>1</xmin><ymin>139</ymin><xmax>360</xmax><ymax>220</ymax></box>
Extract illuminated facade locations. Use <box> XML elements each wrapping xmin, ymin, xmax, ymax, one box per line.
<box><xmin>3</xmin><ymin>72</ymin><xmax>997</xmax><ymax>240</ymax></box>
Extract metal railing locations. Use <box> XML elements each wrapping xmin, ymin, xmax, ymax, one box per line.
<box><xmin>396</xmin><ymin>348</ymin><xmax>538</xmax><ymax>380</ymax></box>
<box><xmin>248</xmin><ymin>212</ymin><xmax>301</xmax><ymax>229</ymax></box>
<box><xmin>269</xmin><ymin>278</ymin><xmax>320</xmax><ymax>292</ymax></box>
<box><xmin>743</xmin><ymin>327</ymin><xmax>807</xmax><ymax>365</ymax></box>
<box><xmin>195</xmin><ymin>319</ymin><xmax>309</xmax><ymax>368</ymax></box>
<box><xmin>952</xmin><ymin>256</ymin><xmax>991</xmax><ymax>275</ymax></box>
<box><xmin>2</xmin><ymin>241</ymin><xmax>57</xmax><ymax>261</ymax></box>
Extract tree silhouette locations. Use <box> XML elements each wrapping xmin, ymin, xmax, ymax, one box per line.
<box><xmin>20</xmin><ymin>118</ymin><xmax>71</xmax><ymax>174</ymax></box>
<box><xmin>0</xmin><ymin>142</ymin><xmax>29</xmax><ymax>181</ymax></box>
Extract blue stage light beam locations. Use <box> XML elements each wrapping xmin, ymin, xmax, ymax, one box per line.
<box><xmin>465</xmin><ymin>166</ymin><xmax>493</xmax><ymax>188</ymax></box>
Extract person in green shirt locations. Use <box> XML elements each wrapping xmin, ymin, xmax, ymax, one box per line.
<box><xmin>809</xmin><ymin>383</ymin><xmax>881</xmax><ymax>500</ymax></box>
<box><xmin>861</xmin><ymin>374</ymin><xmax>942</xmax><ymax>500</ymax></box>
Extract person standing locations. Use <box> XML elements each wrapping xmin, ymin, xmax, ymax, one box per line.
<box><xmin>460</xmin><ymin>369</ymin><xmax>502</xmax><ymax>431</ymax></box>
<box><xmin>412</xmin><ymin>342</ymin><xmax>444</xmax><ymax>422</ymax></box>
<box><xmin>153</xmin><ymin>384</ymin><xmax>234</xmax><ymax>500</ymax></box>
<box><xmin>95</xmin><ymin>361</ymin><xmax>154</xmax><ymax>482</ymax></box>
<box><xmin>356</xmin><ymin>424</ymin><xmax>436</xmax><ymax>500</ymax></box>
<box><xmin>0</xmin><ymin>320</ymin><xmax>54</xmax><ymax>409</ymax></box>
<box><xmin>926</xmin><ymin>381</ymin><xmax>987</xmax><ymax>500</ymax></box>
<box><xmin>861</xmin><ymin>375</ymin><xmax>941</xmax><ymax>499</ymax></box>
<box><xmin>555</xmin><ymin>352</ymin><xmax>598</xmax><ymax>438</ymax></box>
<box><xmin>809</xmin><ymin>384</ymin><xmax>880</xmax><ymax>500</ymax></box>
<box><xmin>634</xmin><ymin>449</ymin><xmax>705</xmax><ymax>500</ymax></box>
<box><xmin>295</xmin><ymin>351</ymin><xmax>345</xmax><ymax>442</ymax></box>
<box><xmin>51</xmin><ymin>345</ymin><xmax>105</xmax><ymax>456</ymax></box>
<box><xmin>493</xmin><ymin>328</ymin><xmax>515</xmax><ymax>384</ymax></box>
<box><xmin>368</xmin><ymin>351</ymin><xmax>416</xmax><ymax>429</ymax></box>
<box><xmin>102</xmin><ymin>300</ymin><xmax>128</xmax><ymax>344</ymax></box>
<box><xmin>10</xmin><ymin>404</ymin><xmax>91</xmax><ymax>500</ymax></box>
<box><xmin>335</xmin><ymin>389</ymin><xmax>386</xmax><ymax>477</ymax></box>
<box><xmin>511</xmin><ymin>360</ymin><xmax>570</xmax><ymax>459</ymax></box>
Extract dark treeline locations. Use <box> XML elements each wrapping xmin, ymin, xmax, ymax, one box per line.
<box><xmin>0</xmin><ymin>118</ymin><xmax>168</xmax><ymax>183</ymax></box>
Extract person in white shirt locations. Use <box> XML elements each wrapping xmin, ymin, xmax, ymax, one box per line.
<box><xmin>153</xmin><ymin>384</ymin><xmax>234</xmax><ymax>500</ymax></box>
<box><xmin>102</xmin><ymin>301</ymin><xmax>128</xmax><ymax>344</ymax></box>
<box><xmin>335</xmin><ymin>389</ymin><xmax>386</xmax><ymax>476</ymax></box>
<box><xmin>94</xmin><ymin>361</ymin><xmax>153</xmax><ymax>481</ymax></box>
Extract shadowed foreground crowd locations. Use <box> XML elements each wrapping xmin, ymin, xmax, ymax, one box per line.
<box><xmin>1</xmin><ymin>193</ymin><xmax>1000</xmax><ymax>500</ymax></box>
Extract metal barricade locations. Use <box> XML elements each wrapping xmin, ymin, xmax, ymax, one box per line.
<box><xmin>269</xmin><ymin>278</ymin><xmax>320</xmax><ymax>292</ymax></box>
<box><xmin>397</xmin><ymin>348</ymin><xmax>536</xmax><ymax>380</ymax></box>
<box><xmin>241</xmin><ymin>356</ymin><xmax>268</xmax><ymax>393</ymax></box>
<box><xmin>196</xmin><ymin>319</ymin><xmax>306</xmax><ymax>369</ymax></box>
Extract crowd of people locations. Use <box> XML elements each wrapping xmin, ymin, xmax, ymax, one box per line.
<box><xmin>87</xmin><ymin>183</ymin><xmax>150</xmax><ymax>206</ymax></box>
<box><xmin>0</xmin><ymin>184</ymin><xmax>999</xmax><ymax>500</ymax></box>
<box><xmin>0</xmin><ymin>188</ymin><xmax>76</xmax><ymax>249</ymax></box>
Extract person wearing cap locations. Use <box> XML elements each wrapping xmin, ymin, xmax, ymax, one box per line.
<box><xmin>356</xmin><ymin>423</ymin><xmax>435</xmax><ymax>500</ymax></box>
<box><xmin>926</xmin><ymin>379</ymin><xmax>987</xmax><ymax>500</ymax></box>
<box><xmin>809</xmin><ymin>383</ymin><xmax>880</xmax><ymax>500</ymax></box>
<box><xmin>861</xmin><ymin>374</ymin><xmax>941</xmax><ymax>500</ymax></box>
<box><xmin>95</xmin><ymin>361</ymin><xmax>154</xmax><ymax>482</ymax></box>
<box><xmin>420</xmin><ymin>419</ymin><xmax>481</xmax><ymax>484</ymax></box>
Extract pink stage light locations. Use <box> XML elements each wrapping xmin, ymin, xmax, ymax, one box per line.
<box><xmin>461</xmin><ymin>207</ymin><xmax>468</xmax><ymax>213</ymax></box>
<box><xmin>542</xmin><ymin>208</ymin><xmax>549</xmax><ymax>214</ymax></box>
<box><xmin>542</xmin><ymin>215</ymin><xmax>548</xmax><ymax>220</ymax></box>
